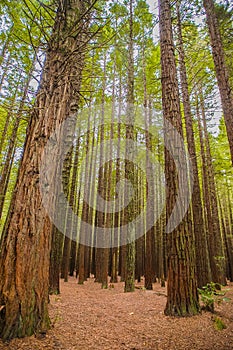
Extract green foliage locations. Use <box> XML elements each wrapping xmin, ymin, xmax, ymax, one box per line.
<box><xmin>198</xmin><ymin>282</ymin><xmax>231</xmax><ymax>313</ymax></box>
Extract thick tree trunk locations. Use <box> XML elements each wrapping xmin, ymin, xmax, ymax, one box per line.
<box><xmin>176</xmin><ymin>2</ymin><xmax>211</xmax><ymax>288</ymax></box>
<box><xmin>159</xmin><ymin>0</ymin><xmax>200</xmax><ymax>316</ymax></box>
<box><xmin>203</xmin><ymin>0</ymin><xmax>233</xmax><ymax>165</ymax></box>
<box><xmin>0</xmin><ymin>0</ymin><xmax>91</xmax><ymax>340</ymax></box>
<box><xmin>200</xmin><ymin>94</ymin><xmax>226</xmax><ymax>285</ymax></box>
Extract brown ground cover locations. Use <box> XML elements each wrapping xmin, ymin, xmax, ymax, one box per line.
<box><xmin>0</xmin><ymin>277</ymin><xmax>233</xmax><ymax>350</ymax></box>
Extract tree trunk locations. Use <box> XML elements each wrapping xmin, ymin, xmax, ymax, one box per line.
<box><xmin>0</xmin><ymin>56</ymin><xmax>10</xmax><ymax>94</ymax></box>
<box><xmin>0</xmin><ymin>0</ymin><xmax>91</xmax><ymax>339</ymax></box>
<box><xmin>69</xmin><ymin>135</ymin><xmax>81</xmax><ymax>277</ymax></box>
<box><xmin>200</xmin><ymin>93</ymin><xmax>226</xmax><ymax>285</ymax></box>
<box><xmin>49</xmin><ymin>226</ymin><xmax>64</xmax><ymax>294</ymax></box>
<box><xmin>0</xmin><ymin>74</ymin><xmax>21</xmax><ymax>160</ymax></box>
<box><xmin>203</xmin><ymin>0</ymin><xmax>233</xmax><ymax>165</ymax></box>
<box><xmin>124</xmin><ymin>0</ymin><xmax>136</xmax><ymax>293</ymax></box>
<box><xmin>159</xmin><ymin>0</ymin><xmax>200</xmax><ymax>316</ymax></box>
<box><xmin>176</xmin><ymin>1</ymin><xmax>211</xmax><ymax>287</ymax></box>
<box><xmin>142</xmin><ymin>40</ymin><xmax>155</xmax><ymax>291</ymax></box>
<box><xmin>0</xmin><ymin>62</ymin><xmax>35</xmax><ymax>220</ymax></box>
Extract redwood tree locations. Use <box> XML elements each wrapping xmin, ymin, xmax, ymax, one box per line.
<box><xmin>159</xmin><ymin>0</ymin><xmax>200</xmax><ymax>316</ymax></box>
<box><xmin>0</xmin><ymin>0</ymin><xmax>93</xmax><ymax>340</ymax></box>
<box><xmin>176</xmin><ymin>1</ymin><xmax>211</xmax><ymax>288</ymax></box>
<box><xmin>203</xmin><ymin>0</ymin><xmax>233</xmax><ymax>165</ymax></box>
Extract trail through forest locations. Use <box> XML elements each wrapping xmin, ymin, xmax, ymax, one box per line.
<box><xmin>0</xmin><ymin>278</ymin><xmax>233</xmax><ymax>350</ymax></box>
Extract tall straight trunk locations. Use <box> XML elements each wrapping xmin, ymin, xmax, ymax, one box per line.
<box><xmin>200</xmin><ymin>93</ymin><xmax>226</xmax><ymax>284</ymax></box>
<box><xmin>144</xmin><ymin>130</ymin><xmax>155</xmax><ymax>289</ymax></box>
<box><xmin>203</xmin><ymin>0</ymin><xmax>233</xmax><ymax>165</ymax></box>
<box><xmin>159</xmin><ymin>0</ymin><xmax>200</xmax><ymax>316</ymax></box>
<box><xmin>0</xmin><ymin>56</ymin><xmax>10</xmax><ymax>94</ymax></box>
<box><xmin>76</xmin><ymin>161</ymin><xmax>86</xmax><ymax>282</ymax></box>
<box><xmin>142</xmin><ymin>40</ymin><xmax>155</xmax><ymax>290</ymax></box>
<box><xmin>93</xmin><ymin>53</ymin><xmax>109</xmax><ymax>287</ymax></box>
<box><xmin>69</xmin><ymin>134</ymin><xmax>81</xmax><ymax>276</ymax></box>
<box><xmin>225</xmin><ymin>189</ymin><xmax>233</xmax><ymax>281</ymax></box>
<box><xmin>0</xmin><ymin>0</ymin><xmax>92</xmax><ymax>340</ymax></box>
<box><xmin>124</xmin><ymin>0</ymin><xmax>136</xmax><ymax>293</ymax></box>
<box><xmin>49</xmin><ymin>226</ymin><xmax>64</xmax><ymax>294</ymax></box>
<box><xmin>176</xmin><ymin>2</ymin><xmax>211</xmax><ymax>287</ymax></box>
<box><xmin>60</xmin><ymin>148</ymin><xmax>74</xmax><ymax>282</ymax></box>
<box><xmin>116</xmin><ymin>76</ymin><xmax>127</xmax><ymax>282</ymax></box>
<box><xmin>218</xmin><ymin>197</ymin><xmax>233</xmax><ymax>282</ymax></box>
<box><xmin>88</xmin><ymin>118</ymin><xmax>99</xmax><ymax>278</ymax></box>
<box><xmin>155</xmin><ymin>135</ymin><xmax>166</xmax><ymax>285</ymax></box>
<box><xmin>0</xmin><ymin>136</ymin><xmax>16</xmax><ymax>221</ymax></box>
<box><xmin>135</xmin><ymin>166</ymin><xmax>145</xmax><ymax>282</ymax></box>
<box><xmin>0</xmin><ymin>110</ymin><xmax>11</xmax><ymax>161</ymax></box>
<box><xmin>0</xmin><ymin>61</ymin><xmax>35</xmax><ymax>220</ymax></box>
<box><xmin>49</xmin><ymin>134</ymin><xmax>78</xmax><ymax>292</ymax></box>
<box><xmin>109</xmin><ymin>41</ymin><xmax>118</xmax><ymax>284</ymax></box>
<box><xmin>100</xmin><ymin>54</ymin><xmax>109</xmax><ymax>289</ymax></box>
<box><xmin>77</xmin><ymin>52</ymin><xmax>97</xmax><ymax>284</ymax></box>
<box><xmin>79</xmin><ymin>111</ymin><xmax>93</xmax><ymax>284</ymax></box>
<box><xmin>0</xmin><ymin>25</ymin><xmax>13</xmax><ymax>66</ymax></box>
<box><xmin>196</xmin><ymin>97</ymin><xmax>213</xmax><ymax>279</ymax></box>
<box><xmin>110</xmin><ymin>150</ymin><xmax>119</xmax><ymax>283</ymax></box>
<box><xmin>0</xmin><ymin>75</ymin><xmax>21</xmax><ymax>160</ymax></box>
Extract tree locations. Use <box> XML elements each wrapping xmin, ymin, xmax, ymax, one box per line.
<box><xmin>159</xmin><ymin>0</ymin><xmax>200</xmax><ymax>316</ymax></box>
<box><xmin>124</xmin><ymin>0</ymin><xmax>136</xmax><ymax>293</ymax></box>
<box><xmin>0</xmin><ymin>0</ymin><xmax>93</xmax><ymax>340</ymax></box>
<box><xmin>176</xmin><ymin>1</ymin><xmax>211</xmax><ymax>288</ymax></box>
<box><xmin>198</xmin><ymin>91</ymin><xmax>226</xmax><ymax>285</ymax></box>
<box><xmin>203</xmin><ymin>0</ymin><xmax>233</xmax><ymax>165</ymax></box>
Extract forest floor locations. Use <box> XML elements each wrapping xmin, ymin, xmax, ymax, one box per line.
<box><xmin>0</xmin><ymin>277</ymin><xmax>233</xmax><ymax>350</ymax></box>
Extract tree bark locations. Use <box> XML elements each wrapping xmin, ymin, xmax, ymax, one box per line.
<box><xmin>124</xmin><ymin>0</ymin><xmax>136</xmax><ymax>293</ymax></box>
<box><xmin>0</xmin><ymin>0</ymin><xmax>91</xmax><ymax>339</ymax></box>
<box><xmin>203</xmin><ymin>0</ymin><xmax>233</xmax><ymax>165</ymax></box>
<box><xmin>200</xmin><ymin>93</ymin><xmax>226</xmax><ymax>285</ymax></box>
<box><xmin>0</xmin><ymin>61</ymin><xmax>35</xmax><ymax>220</ymax></box>
<box><xmin>159</xmin><ymin>0</ymin><xmax>200</xmax><ymax>316</ymax></box>
<box><xmin>176</xmin><ymin>1</ymin><xmax>211</xmax><ymax>287</ymax></box>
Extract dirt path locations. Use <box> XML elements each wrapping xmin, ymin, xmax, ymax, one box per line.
<box><xmin>1</xmin><ymin>277</ymin><xmax>233</xmax><ymax>349</ymax></box>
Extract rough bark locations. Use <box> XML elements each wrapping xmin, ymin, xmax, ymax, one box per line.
<box><xmin>142</xmin><ymin>41</ymin><xmax>156</xmax><ymax>290</ymax></box>
<box><xmin>159</xmin><ymin>0</ymin><xmax>200</xmax><ymax>316</ymax></box>
<box><xmin>49</xmin><ymin>226</ymin><xmax>63</xmax><ymax>295</ymax></box>
<box><xmin>69</xmin><ymin>135</ymin><xmax>81</xmax><ymax>277</ymax></box>
<box><xmin>203</xmin><ymin>0</ymin><xmax>233</xmax><ymax>165</ymax></box>
<box><xmin>176</xmin><ymin>2</ymin><xmax>211</xmax><ymax>288</ymax></box>
<box><xmin>0</xmin><ymin>64</ymin><xmax>35</xmax><ymax>220</ymax></box>
<box><xmin>0</xmin><ymin>0</ymin><xmax>91</xmax><ymax>340</ymax></box>
<box><xmin>124</xmin><ymin>0</ymin><xmax>136</xmax><ymax>293</ymax></box>
<box><xmin>200</xmin><ymin>93</ymin><xmax>226</xmax><ymax>285</ymax></box>
<box><xmin>0</xmin><ymin>75</ymin><xmax>21</xmax><ymax>160</ymax></box>
<box><xmin>60</xmin><ymin>149</ymin><xmax>74</xmax><ymax>282</ymax></box>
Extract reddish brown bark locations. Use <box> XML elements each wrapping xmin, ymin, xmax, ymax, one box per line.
<box><xmin>159</xmin><ymin>0</ymin><xmax>200</xmax><ymax>316</ymax></box>
<box><xmin>176</xmin><ymin>2</ymin><xmax>211</xmax><ymax>288</ymax></box>
<box><xmin>0</xmin><ymin>0</ymin><xmax>92</xmax><ymax>339</ymax></box>
<box><xmin>203</xmin><ymin>0</ymin><xmax>233</xmax><ymax>165</ymax></box>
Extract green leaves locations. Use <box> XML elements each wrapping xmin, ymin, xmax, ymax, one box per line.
<box><xmin>198</xmin><ymin>282</ymin><xmax>231</xmax><ymax>313</ymax></box>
